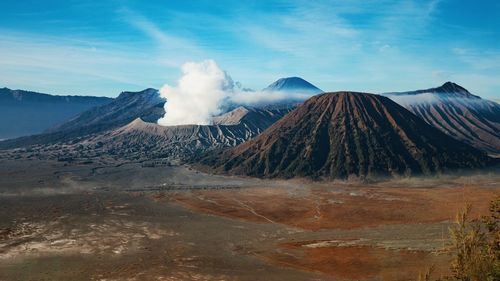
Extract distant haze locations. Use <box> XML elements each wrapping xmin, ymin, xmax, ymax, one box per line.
<box><xmin>0</xmin><ymin>88</ymin><xmax>112</xmax><ymax>139</ymax></box>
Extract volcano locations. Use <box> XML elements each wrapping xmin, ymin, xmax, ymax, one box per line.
<box><xmin>204</xmin><ymin>92</ymin><xmax>494</xmax><ymax>179</ymax></box>
<box><xmin>256</xmin><ymin>77</ymin><xmax>323</xmax><ymax>110</ymax></box>
<box><xmin>384</xmin><ymin>82</ymin><xmax>500</xmax><ymax>155</ymax></box>
<box><xmin>263</xmin><ymin>77</ymin><xmax>323</xmax><ymax>93</ymax></box>
<box><xmin>88</xmin><ymin>106</ymin><xmax>292</xmax><ymax>160</ymax></box>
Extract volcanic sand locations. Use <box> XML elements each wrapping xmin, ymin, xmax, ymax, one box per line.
<box><xmin>0</xmin><ymin>159</ymin><xmax>498</xmax><ymax>280</ymax></box>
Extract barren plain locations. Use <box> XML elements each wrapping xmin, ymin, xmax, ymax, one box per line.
<box><xmin>0</xmin><ymin>158</ymin><xmax>498</xmax><ymax>281</ymax></box>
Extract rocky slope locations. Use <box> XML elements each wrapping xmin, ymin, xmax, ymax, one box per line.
<box><xmin>0</xmin><ymin>88</ymin><xmax>164</xmax><ymax>149</ymax></box>
<box><xmin>213</xmin><ymin>106</ymin><xmax>292</xmax><ymax>130</ymax></box>
<box><xmin>384</xmin><ymin>82</ymin><xmax>500</xmax><ymax>155</ymax></box>
<box><xmin>83</xmin><ymin>119</ymin><xmax>262</xmax><ymax>160</ymax></box>
<box><xmin>204</xmin><ymin>92</ymin><xmax>494</xmax><ymax>179</ymax></box>
<box><xmin>82</xmin><ymin>106</ymin><xmax>293</xmax><ymax>160</ymax></box>
<box><xmin>2</xmin><ymin>107</ymin><xmax>292</xmax><ymax>161</ymax></box>
<box><xmin>47</xmin><ymin>88</ymin><xmax>164</xmax><ymax>133</ymax></box>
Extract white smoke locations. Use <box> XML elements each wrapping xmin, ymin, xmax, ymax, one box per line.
<box><xmin>157</xmin><ymin>60</ymin><xmax>234</xmax><ymax>126</ymax></box>
<box><xmin>157</xmin><ymin>59</ymin><xmax>317</xmax><ymax>126</ymax></box>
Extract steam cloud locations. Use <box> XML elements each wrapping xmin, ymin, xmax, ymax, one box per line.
<box><xmin>157</xmin><ymin>60</ymin><xmax>234</xmax><ymax>126</ymax></box>
<box><xmin>157</xmin><ymin>59</ymin><xmax>317</xmax><ymax>126</ymax></box>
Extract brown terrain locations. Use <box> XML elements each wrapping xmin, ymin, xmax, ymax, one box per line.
<box><xmin>0</xmin><ymin>83</ymin><xmax>499</xmax><ymax>281</ymax></box>
<box><xmin>205</xmin><ymin>92</ymin><xmax>494</xmax><ymax>179</ymax></box>
<box><xmin>0</xmin><ymin>157</ymin><xmax>498</xmax><ymax>281</ymax></box>
<box><xmin>169</xmin><ymin>179</ymin><xmax>496</xmax><ymax>230</ymax></box>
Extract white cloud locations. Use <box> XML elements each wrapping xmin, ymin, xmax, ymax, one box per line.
<box><xmin>157</xmin><ymin>59</ymin><xmax>321</xmax><ymax>126</ymax></box>
<box><xmin>231</xmin><ymin>91</ymin><xmax>312</xmax><ymax>105</ymax></box>
<box><xmin>117</xmin><ymin>8</ymin><xmax>203</xmax><ymax>66</ymax></box>
<box><xmin>384</xmin><ymin>92</ymin><xmax>439</xmax><ymax>106</ymax></box>
<box><xmin>0</xmin><ymin>31</ymin><xmax>160</xmax><ymax>95</ymax></box>
<box><xmin>157</xmin><ymin>60</ymin><xmax>234</xmax><ymax>126</ymax></box>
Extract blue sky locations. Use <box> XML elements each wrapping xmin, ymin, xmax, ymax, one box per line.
<box><xmin>0</xmin><ymin>0</ymin><xmax>499</xmax><ymax>99</ymax></box>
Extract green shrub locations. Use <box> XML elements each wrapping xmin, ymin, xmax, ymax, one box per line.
<box><xmin>417</xmin><ymin>197</ymin><xmax>499</xmax><ymax>281</ymax></box>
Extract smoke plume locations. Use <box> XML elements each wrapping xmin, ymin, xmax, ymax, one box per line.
<box><xmin>157</xmin><ymin>59</ymin><xmax>316</xmax><ymax>126</ymax></box>
<box><xmin>157</xmin><ymin>60</ymin><xmax>234</xmax><ymax>126</ymax></box>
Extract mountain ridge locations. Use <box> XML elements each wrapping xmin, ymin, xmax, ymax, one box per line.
<box><xmin>203</xmin><ymin>91</ymin><xmax>494</xmax><ymax>179</ymax></box>
<box><xmin>47</xmin><ymin>88</ymin><xmax>164</xmax><ymax>133</ymax></box>
<box><xmin>0</xmin><ymin>104</ymin><xmax>292</xmax><ymax>161</ymax></box>
<box><xmin>19</xmin><ymin>107</ymin><xmax>293</xmax><ymax>162</ymax></box>
<box><xmin>384</xmin><ymin>82</ymin><xmax>500</xmax><ymax>155</ymax></box>
<box><xmin>0</xmin><ymin>87</ymin><xmax>112</xmax><ymax>102</ymax></box>
<box><xmin>386</xmin><ymin>82</ymin><xmax>479</xmax><ymax>98</ymax></box>
<box><xmin>0</xmin><ymin>87</ymin><xmax>112</xmax><ymax>139</ymax></box>
<box><xmin>0</xmin><ymin>88</ymin><xmax>165</xmax><ymax>149</ymax></box>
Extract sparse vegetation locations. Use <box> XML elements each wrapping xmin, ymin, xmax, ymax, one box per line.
<box><xmin>417</xmin><ymin>197</ymin><xmax>500</xmax><ymax>281</ymax></box>
<box><xmin>418</xmin><ymin>265</ymin><xmax>435</xmax><ymax>281</ymax></box>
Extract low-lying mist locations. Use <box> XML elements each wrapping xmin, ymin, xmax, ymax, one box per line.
<box><xmin>382</xmin><ymin>92</ymin><xmax>498</xmax><ymax>108</ymax></box>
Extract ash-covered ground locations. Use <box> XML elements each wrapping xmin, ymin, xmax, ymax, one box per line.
<box><xmin>0</xmin><ymin>158</ymin><xmax>498</xmax><ymax>281</ymax></box>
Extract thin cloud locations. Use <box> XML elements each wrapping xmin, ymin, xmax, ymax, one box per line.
<box><xmin>117</xmin><ymin>8</ymin><xmax>203</xmax><ymax>57</ymax></box>
<box><xmin>1</xmin><ymin>0</ymin><xmax>499</xmax><ymax>100</ymax></box>
<box><xmin>0</xmin><ymin>31</ymin><xmax>162</xmax><ymax>95</ymax></box>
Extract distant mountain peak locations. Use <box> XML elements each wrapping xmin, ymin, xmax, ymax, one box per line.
<box><xmin>130</xmin><ymin>117</ymin><xmax>146</xmax><ymax>125</ymax></box>
<box><xmin>121</xmin><ymin>117</ymin><xmax>158</xmax><ymax>133</ymax></box>
<box><xmin>263</xmin><ymin>77</ymin><xmax>323</xmax><ymax>93</ymax></box>
<box><xmin>386</xmin><ymin>82</ymin><xmax>479</xmax><ymax>99</ymax></box>
<box><xmin>435</xmin><ymin>82</ymin><xmax>476</xmax><ymax>97</ymax></box>
<box><xmin>212</xmin><ymin>107</ymin><xmax>250</xmax><ymax>126</ymax></box>
<box><xmin>117</xmin><ymin>88</ymin><xmax>161</xmax><ymax>100</ymax></box>
<box><xmin>441</xmin><ymin>81</ymin><xmax>461</xmax><ymax>88</ymax></box>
